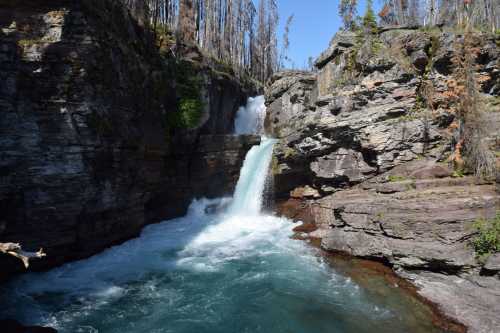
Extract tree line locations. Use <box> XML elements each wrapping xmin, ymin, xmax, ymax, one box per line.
<box><xmin>122</xmin><ymin>0</ymin><xmax>279</xmax><ymax>82</ymax></box>
<box><xmin>340</xmin><ymin>0</ymin><xmax>499</xmax><ymax>32</ymax></box>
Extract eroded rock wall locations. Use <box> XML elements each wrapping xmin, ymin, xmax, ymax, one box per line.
<box><xmin>266</xmin><ymin>27</ymin><xmax>500</xmax><ymax>332</ymax></box>
<box><xmin>0</xmin><ymin>0</ymin><xmax>258</xmax><ymax>279</ymax></box>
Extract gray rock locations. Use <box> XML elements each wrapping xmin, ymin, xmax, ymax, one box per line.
<box><xmin>314</xmin><ymin>31</ymin><xmax>357</xmax><ymax>69</ymax></box>
<box><xmin>398</xmin><ymin>270</ymin><xmax>500</xmax><ymax>333</ymax></box>
<box><xmin>310</xmin><ymin>148</ymin><xmax>376</xmax><ymax>183</ymax></box>
<box><xmin>484</xmin><ymin>253</ymin><xmax>500</xmax><ymax>273</ymax></box>
<box><xmin>267</xmin><ymin>25</ymin><xmax>500</xmax><ymax>333</ymax></box>
<box><xmin>410</xmin><ymin>49</ymin><xmax>429</xmax><ymax>71</ymax></box>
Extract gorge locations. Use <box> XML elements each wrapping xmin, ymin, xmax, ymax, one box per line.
<box><xmin>1</xmin><ymin>1</ymin><xmax>499</xmax><ymax>333</ymax></box>
<box><xmin>1</xmin><ymin>97</ymin><xmax>451</xmax><ymax>333</ymax></box>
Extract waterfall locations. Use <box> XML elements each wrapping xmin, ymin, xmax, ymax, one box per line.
<box><xmin>229</xmin><ymin>95</ymin><xmax>275</xmax><ymax>215</ymax></box>
<box><xmin>234</xmin><ymin>95</ymin><xmax>267</xmax><ymax>135</ymax></box>
<box><xmin>227</xmin><ymin>137</ymin><xmax>275</xmax><ymax>215</ymax></box>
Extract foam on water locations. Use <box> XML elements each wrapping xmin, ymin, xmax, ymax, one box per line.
<box><xmin>0</xmin><ymin>97</ymin><xmax>446</xmax><ymax>333</ymax></box>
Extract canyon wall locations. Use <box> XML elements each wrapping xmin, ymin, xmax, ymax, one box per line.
<box><xmin>266</xmin><ymin>28</ymin><xmax>500</xmax><ymax>332</ymax></box>
<box><xmin>0</xmin><ymin>0</ymin><xmax>258</xmax><ymax>279</ymax></box>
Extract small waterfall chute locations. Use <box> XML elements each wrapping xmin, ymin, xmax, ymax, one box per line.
<box><xmin>227</xmin><ymin>137</ymin><xmax>276</xmax><ymax>216</ymax></box>
<box><xmin>230</xmin><ymin>95</ymin><xmax>275</xmax><ymax>215</ymax></box>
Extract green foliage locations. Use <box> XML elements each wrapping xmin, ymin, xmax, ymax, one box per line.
<box><xmin>283</xmin><ymin>147</ymin><xmax>297</xmax><ymax>159</ymax></box>
<box><xmin>413</xmin><ymin>94</ymin><xmax>426</xmax><ymax>112</ymax></box>
<box><xmin>487</xmin><ymin>95</ymin><xmax>500</xmax><ymax>108</ymax></box>
<box><xmin>452</xmin><ymin>170</ymin><xmax>465</xmax><ymax>178</ymax></box>
<box><xmin>271</xmin><ymin>155</ymin><xmax>280</xmax><ymax>175</ymax></box>
<box><xmin>429</xmin><ymin>35</ymin><xmax>440</xmax><ymax>57</ymax></box>
<box><xmin>171</xmin><ymin>98</ymin><xmax>203</xmax><ymax>128</ymax></box>
<box><xmin>371</xmin><ymin>38</ymin><xmax>383</xmax><ymax>54</ymax></box>
<box><xmin>418</xmin><ymin>26</ymin><xmax>442</xmax><ymax>34</ymax></box>
<box><xmin>17</xmin><ymin>39</ymin><xmax>38</xmax><ymax>48</ymax></box>
<box><xmin>388</xmin><ymin>175</ymin><xmax>407</xmax><ymax>182</ymax></box>
<box><xmin>362</xmin><ymin>0</ymin><xmax>378</xmax><ymax>35</ymax></box>
<box><xmin>167</xmin><ymin>60</ymin><xmax>205</xmax><ymax>130</ymax></box>
<box><xmin>154</xmin><ymin>24</ymin><xmax>176</xmax><ymax>54</ymax></box>
<box><xmin>472</xmin><ymin>213</ymin><xmax>500</xmax><ymax>262</ymax></box>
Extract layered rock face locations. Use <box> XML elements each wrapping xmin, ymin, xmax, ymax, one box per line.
<box><xmin>267</xmin><ymin>28</ymin><xmax>500</xmax><ymax>332</ymax></box>
<box><xmin>0</xmin><ymin>0</ymin><xmax>258</xmax><ymax>279</ymax></box>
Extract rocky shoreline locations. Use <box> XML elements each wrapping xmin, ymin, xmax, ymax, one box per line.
<box><xmin>268</xmin><ymin>26</ymin><xmax>500</xmax><ymax>332</ymax></box>
<box><xmin>293</xmin><ymin>228</ymin><xmax>468</xmax><ymax>333</ymax></box>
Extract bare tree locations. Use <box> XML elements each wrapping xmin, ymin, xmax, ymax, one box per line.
<box><xmin>120</xmin><ymin>0</ymin><xmax>280</xmax><ymax>82</ymax></box>
<box><xmin>280</xmin><ymin>14</ymin><xmax>294</xmax><ymax>69</ymax></box>
<box><xmin>339</xmin><ymin>0</ymin><xmax>358</xmax><ymax>30</ymax></box>
<box><xmin>379</xmin><ymin>0</ymin><xmax>499</xmax><ymax>30</ymax></box>
<box><xmin>178</xmin><ymin>0</ymin><xmax>196</xmax><ymax>43</ymax></box>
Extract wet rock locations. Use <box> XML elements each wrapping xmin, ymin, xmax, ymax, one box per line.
<box><xmin>398</xmin><ymin>270</ymin><xmax>500</xmax><ymax>333</ymax></box>
<box><xmin>0</xmin><ymin>319</ymin><xmax>57</xmax><ymax>333</ymax></box>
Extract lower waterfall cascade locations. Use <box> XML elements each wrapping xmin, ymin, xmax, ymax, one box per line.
<box><xmin>0</xmin><ymin>97</ymin><xmax>448</xmax><ymax>333</ymax></box>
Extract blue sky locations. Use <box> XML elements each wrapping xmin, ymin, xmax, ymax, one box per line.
<box><xmin>276</xmin><ymin>0</ymin><xmax>383</xmax><ymax>68</ymax></box>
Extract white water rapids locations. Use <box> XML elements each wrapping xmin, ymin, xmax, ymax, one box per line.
<box><xmin>0</xmin><ymin>96</ymin><xmax>446</xmax><ymax>333</ymax></box>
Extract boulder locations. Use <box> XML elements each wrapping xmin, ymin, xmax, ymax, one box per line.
<box><xmin>484</xmin><ymin>253</ymin><xmax>500</xmax><ymax>273</ymax></box>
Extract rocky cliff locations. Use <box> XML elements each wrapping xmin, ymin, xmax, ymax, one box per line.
<box><xmin>0</xmin><ymin>0</ymin><xmax>259</xmax><ymax>279</ymax></box>
<box><xmin>266</xmin><ymin>27</ymin><xmax>500</xmax><ymax>332</ymax></box>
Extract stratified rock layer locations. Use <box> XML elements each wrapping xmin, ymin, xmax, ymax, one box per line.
<box><xmin>0</xmin><ymin>0</ymin><xmax>259</xmax><ymax>279</ymax></box>
<box><xmin>267</xmin><ymin>27</ymin><xmax>500</xmax><ymax>333</ymax></box>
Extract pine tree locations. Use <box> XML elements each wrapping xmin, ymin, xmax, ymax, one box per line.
<box><xmin>363</xmin><ymin>0</ymin><xmax>378</xmax><ymax>34</ymax></box>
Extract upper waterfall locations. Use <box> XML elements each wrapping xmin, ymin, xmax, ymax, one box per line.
<box><xmin>229</xmin><ymin>95</ymin><xmax>275</xmax><ymax>215</ymax></box>
<box><xmin>234</xmin><ymin>95</ymin><xmax>266</xmax><ymax>135</ymax></box>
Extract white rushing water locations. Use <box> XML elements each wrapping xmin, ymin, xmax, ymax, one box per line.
<box><xmin>0</xmin><ymin>96</ymin><xmax>444</xmax><ymax>333</ymax></box>
<box><xmin>234</xmin><ymin>95</ymin><xmax>267</xmax><ymax>135</ymax></box>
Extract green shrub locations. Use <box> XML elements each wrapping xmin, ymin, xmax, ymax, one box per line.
<box><xmin>167</xmin><ymin>60</ymin><xmax>205</xmax><ymax>130</ymax></box>
<box><xmin>388</xmin><ymin>175</ymin><xmax>407</xmax><ymax>182</ymax></box>
<box><xmin>362</xmin><ymin>0</ymin><xmax>378</xmax><ymax>35</ymax></box>
<box><xmin>176</xmin><ymin>98</ymin><xmax>203</xmax><ymax>128</ymax></box>
<box><xmin>452</xmin><ymin>169</ymin><xmax>465</xmax><ymax>178</ymax></box>
<box><xmin>472</xmin><ymin>213</ymin><xmax>500</xmax><ymax>261</ymax></box>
